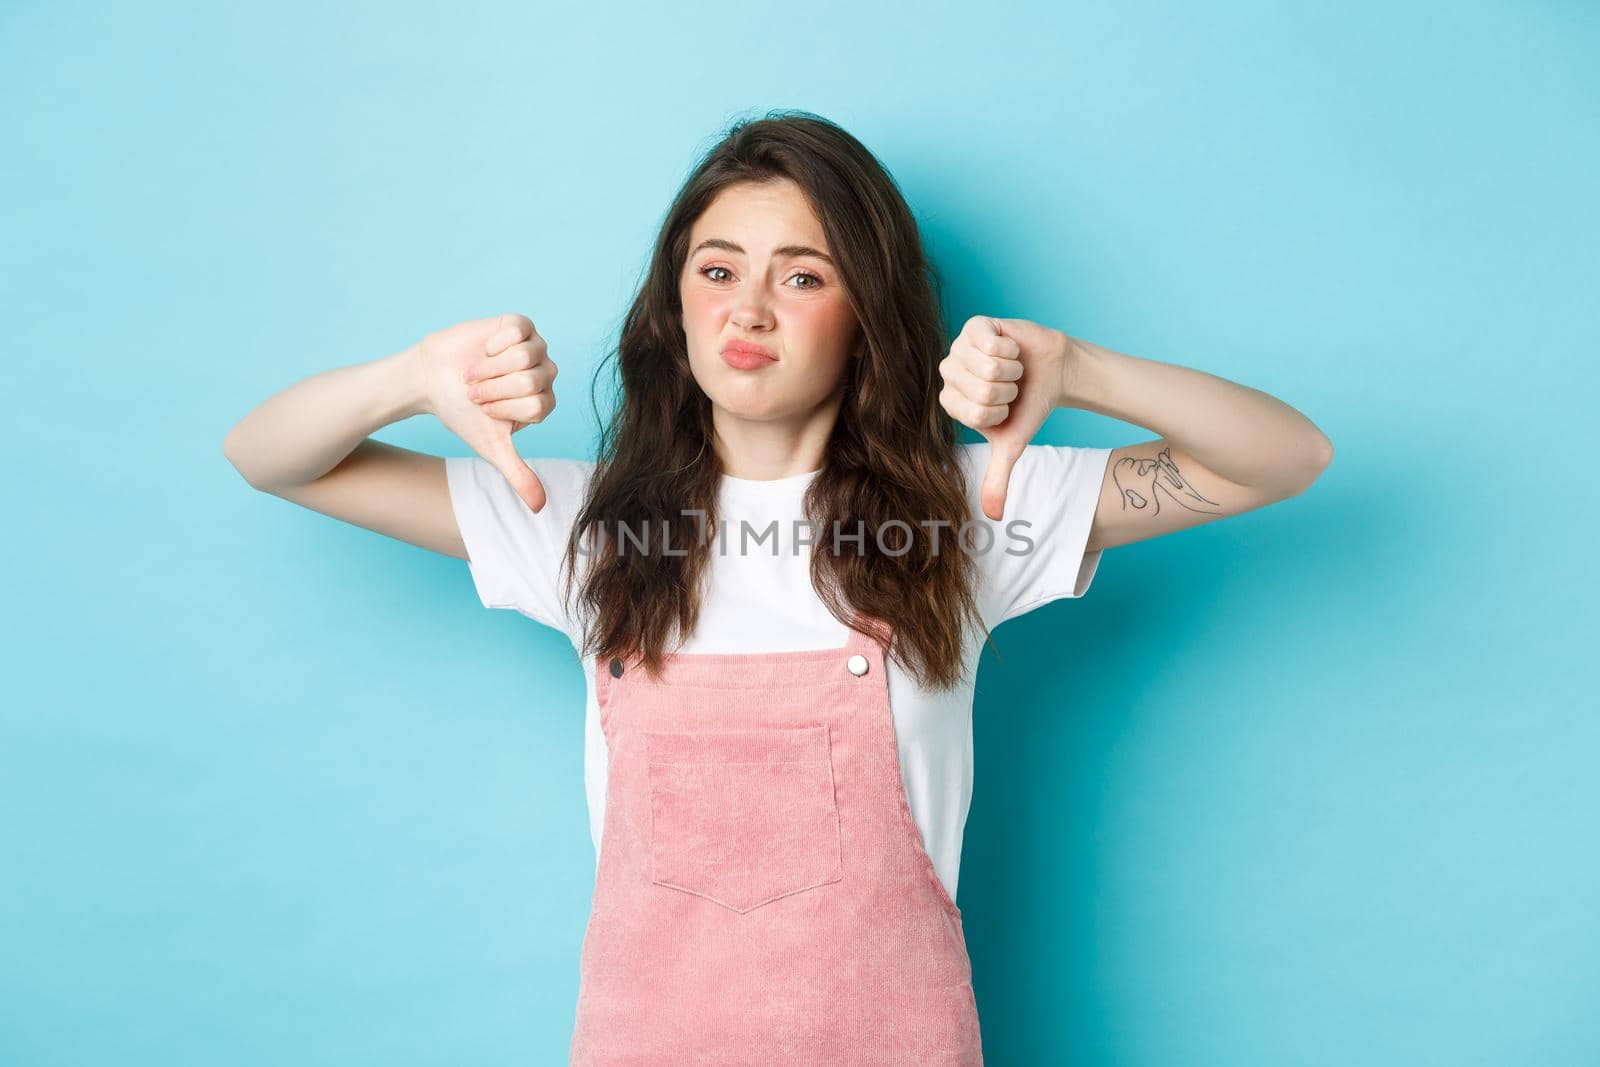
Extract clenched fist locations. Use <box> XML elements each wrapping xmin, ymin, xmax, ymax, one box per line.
<box><xmin>414</xmin><ymin>312</ymin><xmax>558</xmax><ymax>512</ymax></box>
<box><xmin>938</xmin><ymin>316</ymin><xmax>1074</xmax><ymax>521</ymax></box>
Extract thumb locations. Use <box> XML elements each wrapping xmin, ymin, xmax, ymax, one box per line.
<box><xmin>481</xmin><ymin>431</ymin><xmax>548</xmax><ymax>514</ymax></box>
<box><xmin>980</xmin><ymin>438</ymin><xmax>1024</xmax><ymax>522</ymax></box>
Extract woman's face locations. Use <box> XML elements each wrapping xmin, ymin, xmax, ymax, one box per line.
<box><xmin>679</xmin><ymin>179</ymin><xmax>861</xmax><ymax>425</ymax></box>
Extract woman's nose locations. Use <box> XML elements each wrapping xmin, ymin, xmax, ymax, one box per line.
<box><xmin>729</xmin><ymin>291</ymin><xmax>774</xmax><ymax>329</ymax></box>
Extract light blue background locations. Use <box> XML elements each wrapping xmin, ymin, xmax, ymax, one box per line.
<box><xmin>4</xmin><ymin>2</ymin><xmax>1595</xmax><ymax>1064</ymax></box>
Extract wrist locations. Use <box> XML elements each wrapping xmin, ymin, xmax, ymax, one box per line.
<box><xmin>1054</xmin><ymin>332</ymin><xmax>1095</xmax><ymax>409</ymax></box>
<box><xmin>378</xmin><ymin>345</ymin><xmax>432</xmax><ymax>422</ymax></box>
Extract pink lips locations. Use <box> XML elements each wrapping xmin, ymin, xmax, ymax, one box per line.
<box><xmin>720</xmin><ymin>339</ymin><xmax>777</xmax><ymax>370</ymax></box>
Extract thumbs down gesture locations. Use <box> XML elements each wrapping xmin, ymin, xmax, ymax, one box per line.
<box><xmin>938</xmin><ymin>316</ymin><xmax>1078</xmax><ymax>521</ymax></box>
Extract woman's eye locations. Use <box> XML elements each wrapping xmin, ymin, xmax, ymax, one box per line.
<box><xmin>698</xmin><ymin>265</ymin><xmax>823</xmax><ymax>290</ymax></box>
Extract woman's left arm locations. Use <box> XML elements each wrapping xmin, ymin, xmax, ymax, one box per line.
<box><xmin>1060</xmin><ymin>332</ymin><xmax>1335</xmax><ymax>553</ymax></box>
<box><xmin>938</xmin><ymin>315</ymin><xmax>1334</xmax><ymax>552</ymax></box>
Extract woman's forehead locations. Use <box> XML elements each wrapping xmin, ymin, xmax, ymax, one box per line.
<box><xmin>691</xmin><ymin>181</ymin><xmax>828</xmax><ymax>252</ymax></box>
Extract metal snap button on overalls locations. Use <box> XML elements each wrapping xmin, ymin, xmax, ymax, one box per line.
<box><xmin>846</xmin><ymin>653</ymin><xmax>869</xmax><ymax>677</ymax></box>
<box><xmin>609</xmin><ymin>657</ymin><xmax>624</xmax><ymax>678</ymax></box>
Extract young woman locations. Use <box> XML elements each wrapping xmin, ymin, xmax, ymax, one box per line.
<box><xmin>223</xmin><ymin>111</ymin><xmax>1332</xmax><ymax>1064</ymax></box>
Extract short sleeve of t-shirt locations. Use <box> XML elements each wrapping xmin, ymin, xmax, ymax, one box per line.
<box><xmin>960</xmin><ymin>441</ymin><xmax>1113</xmax><ymax>630</ymax></box>
<box><xmin>443</xmin><ymin>454</ymin><xmax>594</xmax><ymax>637</ymax></box>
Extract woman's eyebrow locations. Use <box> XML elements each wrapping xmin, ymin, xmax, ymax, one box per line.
<box><xmin>690</xmin><ymin>237</ymin><xmax>834</xmax><ymax>265</ymax></box>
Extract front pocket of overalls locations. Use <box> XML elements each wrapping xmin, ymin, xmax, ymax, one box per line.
<box><xmin>643</xmin><ymin>724</ymin><xmax>843</xmax><ymax>914</ymax></box>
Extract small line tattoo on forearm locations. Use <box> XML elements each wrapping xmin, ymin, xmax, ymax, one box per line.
<box><xmin>1112</xmin><ymin>447</ymin><xmax>1223</xmax><ymax>516</ymax></box>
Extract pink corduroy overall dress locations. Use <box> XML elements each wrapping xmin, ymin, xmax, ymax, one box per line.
<box><xmin>568</xmin><ymin>612</ymin><xmax>983</xmax><ymax>1065</ymax></box>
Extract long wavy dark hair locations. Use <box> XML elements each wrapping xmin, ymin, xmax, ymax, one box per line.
<box><xmin>558</xmin><ymin>110</ymin><xmax>987</xmax><ymax>690</ymax></box>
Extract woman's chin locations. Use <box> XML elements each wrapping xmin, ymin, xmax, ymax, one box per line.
<box><xmin>697</xmin><ymin>367</ymin><xmax>842</xmax><ymax>424</ymax></box>
<box><xmin>711</xmin><ymin>396</ymin><xmax>794</xmax><ymax>423</ymax></box>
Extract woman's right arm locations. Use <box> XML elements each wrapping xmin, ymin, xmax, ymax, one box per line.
<box><xmin>221</xmin><ymin>314</ymin><xmax>557</xmax><ymax>559</ymax></box>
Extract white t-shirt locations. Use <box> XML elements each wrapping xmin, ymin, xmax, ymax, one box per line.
<box><xmin>445</xmin><ymin>442</ymin><xmax>1112</xmax><ymax>904</ymax></box>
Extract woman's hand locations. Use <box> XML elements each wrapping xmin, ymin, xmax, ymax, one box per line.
<box><xmin>939</xmin><ymin>316</ymin><xmax>1076</xmax><ymax>520</ymax></box>
<box><xmin>414</xmin><ymin>312</ymin><xmax>558</xmax><ymax>513</ymax></box>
